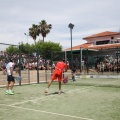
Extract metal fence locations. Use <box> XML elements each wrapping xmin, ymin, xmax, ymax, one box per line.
<box><xmin>0</xmin><ymin>44</ymin><xmax>70</xmax><ymax>87</ymax></box>
<box><xmin>66</xmin><ymin>47</ymin><xmax>120</xmax><ymax>75</ymax></box>
<box><xmin>0</xmin><ymin>42</ymin><xmax>120</xmax><ymax>87</ymax></box>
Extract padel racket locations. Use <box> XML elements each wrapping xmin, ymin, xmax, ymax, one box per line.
<box><xmin>62</xmin><ymin>77</ymin><xmax>68</xmax><ymax>84</ymax></box>
<box><xmin>15</xmin><ymin>76</ymin><xmax>22</xmax><ymax>82</ymax></box>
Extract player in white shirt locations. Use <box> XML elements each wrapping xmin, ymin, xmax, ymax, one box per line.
<box><xmin>6</xmin><ymin>59</ymin><xmax>15</xmax><ymax>95</ymax></box>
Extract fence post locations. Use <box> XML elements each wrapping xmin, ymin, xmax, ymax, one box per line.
<box><xmin>117</xmin><ymin>47</ymin><xmax>119</xmax><ymax>73</ymax></box>
<box><xmin>37</xmin><ymin>49</ymin><xmax>39</xmax><ymax>83</ymax></box>
<box><xmin>18</xmin><ymin>45</ymin><xmax>21</xmax><ymax>85</ymax></box>
<box><xmin>80</xmin><ymin>47</ymin><xmax>82</xmax><ymax>73</ymax></box>
<box><xmin>45</xmin><ymin>57</ymin><xmax>47</xmax><ymax>82</ymax></box>
<box><xmin>86</xmin><ymin>49</ymin><xmax>89</xmax><ymax>74</ymax></box>
<box><xmin>28</xmin><ymin>54</ymin><xmax>30</xmax><ymax>84</ymax></box>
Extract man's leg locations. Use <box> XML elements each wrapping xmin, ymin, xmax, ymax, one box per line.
<box><xmin>8</xmin><ymin>81</ymin><xmax>14</xmax><ymax>95</ymax></box>
<box><xmin>9</xmin><ymin>78</ymin><xmax>15</xmax><ymax>95</ymax></box>
<box><xmin>58</xmin><ymin>81</ymin><xmax>61</xmax><ymax>95</ymax></box>
<box><xmin>45</xmin><ymin>79</ymin><xmax>53</xmax><ymax>93</ymax></box>
<box><xmin>6</xmin><ymin>81</ymin><xmax>10</xmax><ymax>94</ymax></box>
<box><xmin>9</xmin><ymin>81</ymin><xmax>14</xmax><ymax>90</ymax></box>
<box><xmin>47</xmin><ymin>79</ymin><xmax>53</xmax><ymax>88</ymax></box>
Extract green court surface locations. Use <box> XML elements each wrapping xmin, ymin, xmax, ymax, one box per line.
<box><xmin>0</xmin><ymin>78</ymin><xmax>120</xmax><ymax>120</ymax></box>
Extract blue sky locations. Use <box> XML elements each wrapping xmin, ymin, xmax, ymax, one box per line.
<box><xmin>0</xmin><ymin>0</ymin><xmax>120</xmax><ymax>50</ymax></box>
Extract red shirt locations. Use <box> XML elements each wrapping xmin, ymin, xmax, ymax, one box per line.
<box><xmin>52</xmin><ymin>61</ymin><xmax>67</xmax><ymax>81</ymax></box>
<box><xmin>55</xmin><ymin>61</ymin><xmax>67</xmax><ymax>71</ymax></box>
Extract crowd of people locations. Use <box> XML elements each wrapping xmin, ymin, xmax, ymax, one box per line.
<box><xmin>0</xmin><ymin>53</ymin><xmax>56</xmax><ymax>74</ymax></box>
<box><xmin>0</xmin><ymin>53</ymin><xmax>120</xmax><ymax>75</ymax></box>
<box><xmin>96</xmin><ymin>56</ymin><xmax>120</xmax><ymax>73</ymax></box>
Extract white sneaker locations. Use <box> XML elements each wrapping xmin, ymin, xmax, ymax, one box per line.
<box><xmin>58</xmin><ymin>92</ymin><xmax>61</xmax><ymax>95</ymax></box>
<box><xmin>45</xmin><ymin>89</ymin><xmax>48</xmax><ymax>94</ymax></box>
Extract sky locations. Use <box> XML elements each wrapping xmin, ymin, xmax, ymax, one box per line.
<box><xmin>0</xmin><ymin>0</ymin><xmax>120</xmax><ymax>50</ymax></box>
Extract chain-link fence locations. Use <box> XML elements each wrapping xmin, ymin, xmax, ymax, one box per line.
<box><xmin>0</xmin><ymin>43</ymin><xmax>20</xmax><ymax>87</ymax></box>
<box><xmin>66</xmin><ymin>47</ymin><xmax>120</xmax><ymax>75</ymax></box>
<box><xmin>0</xmin><ymin>42</ymin><xmax>120</xmax><ymax>87</ymax></box>
<box><xmin>0</xmin><ymin>44</ymin><xmax>71</xmax><ymax>87</ymax></box>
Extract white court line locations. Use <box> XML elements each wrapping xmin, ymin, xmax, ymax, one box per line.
<box><xmin>67</xmin><ymin>86</ymin><xmax>93</xmax><ymax>93</ymax></box>
<box><xmin>0</xmin><ymin>103</ymin><xmax>94</xmax><ymax>120</ymax></box>
<box><xmin>10</xmin><ymin>86</ymin><xmax>93</xmax><ymax>106</ymax></box>
<box><xmin>10</xmin><ymin>94</ymin><xmax>56</xmax><ymax>106</ymax></box>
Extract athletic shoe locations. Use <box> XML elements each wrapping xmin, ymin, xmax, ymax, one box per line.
<box><xmin>44</xmin><ymin>90</ymin><xmax>48</xmax><ymax>94</ymax></box>
<box><xmin>58</xmin><ymin>91</ymin><xmax>61</xmax><ymax>95</ymax></box>
<box><xmin>9</xmin><ymin>91</ymin><xmax>14</xmax><ymax>95</ymax></box>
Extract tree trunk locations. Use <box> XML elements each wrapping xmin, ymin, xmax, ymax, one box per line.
<box><xmin>34</xmin><ymin>39</ymin><xmax>36</xmax><ymax>44</ymax></box>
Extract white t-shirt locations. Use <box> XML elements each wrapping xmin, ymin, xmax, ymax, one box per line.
<box><xmin>6</xmin><ymin>62</ymin><xmax>14</xmax><ymax>75</ymax></box>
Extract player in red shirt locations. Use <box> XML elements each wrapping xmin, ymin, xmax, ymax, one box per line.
<box><xmin>45</xmin><ymin>59</ymin><xmax>67</xmax><ymax>95</ymax></box>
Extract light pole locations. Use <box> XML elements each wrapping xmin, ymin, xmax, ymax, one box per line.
<box><xmin>24</xmin><ymin>33</ymin><xmax>29</xmax><ymax>43</ymax></box>
<box><xmin>68</xmin><ymin>23</ymin><xmax>74</xmax><ymax>69</ymax></box>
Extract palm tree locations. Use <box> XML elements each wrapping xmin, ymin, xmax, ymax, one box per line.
<box><xmin>39</xmin><ymin>20</ymin><xmax>52</xmax><ymax>42</ymax></box>
<box><xmin>29</xmin><ymin>24</ymin><xmax>39</xmax><ymax>44</ymax></box>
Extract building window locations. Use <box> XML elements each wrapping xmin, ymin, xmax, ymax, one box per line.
<box><xmin>111</xmin><ymin>37</ymin><xmax>114</xmax><ymax>39</ymax></box>
<box><xmin>96</xmin><ymin>40</ymin><xmax>110</xmax><ymax>45</ymax></box>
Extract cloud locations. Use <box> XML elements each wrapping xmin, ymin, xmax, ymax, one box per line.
<box><xmin>0</xmin><ymin>0</ymin><xmax>120</xmax><ymax>50</ymax></box>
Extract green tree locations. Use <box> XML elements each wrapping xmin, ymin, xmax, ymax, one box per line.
<box><xmin>36</xmin><ymin>41</ymin><xmax>62</xmax><ymax>51</ymax></box>
<box><xmin>6</xmin><ymin>45</ymin><xmax>19</xmax><ymax>54</ymax></box>
<box><xmin>33</xmin><ymin>41</ymin><xmax>62</xmax><ymax>59</ymax></box>
<box><xmin>39</xmin><ymin>20</ymin><xmax>52</xmax><ymax>42</ymax></box>
<box><xmin>29</xmin><ymin>24</ymin><xmax>39</xmax><ymax>44</ymax></box>
<box><xmin>5</xmin><ymin>41</ymin><xmax>62</xmax><ymax>59</ymax></box>
<box><xmin>20</xmin><ymin>43</ymin><xmax>32</xmax><ymax>54</ymax></box>
<box><xmin>6</xmin><ymin>43</ymin><xmax>33</xmax><ymax>55</ymax></box>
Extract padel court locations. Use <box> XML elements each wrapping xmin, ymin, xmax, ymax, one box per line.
<box><xmin>0</xmin><ymin>78</ymin><xmax>120</xmax><ymax>120</ymax></box>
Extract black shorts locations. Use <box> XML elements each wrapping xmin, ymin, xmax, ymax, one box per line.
<box><xmin>7</xmin><ymin>75</ymin><xmax>15</xmax><ymax>82</ymax></box>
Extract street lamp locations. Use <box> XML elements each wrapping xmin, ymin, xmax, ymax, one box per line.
<box><xmin>68</xmin><ymin>23</ymin><xmax>74</xmax><ymax>69</ymax></box>
<box><xmin>24</xmin><ymin>33</ymin><xmax>29</xmax><ymax>43</ymax></box>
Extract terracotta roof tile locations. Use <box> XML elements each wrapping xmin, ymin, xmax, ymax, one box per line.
<box><xmin>65</xmin><ymin>43</ymin><xmax>92</xmax><ymax>51</ymax></box>
<box><xmin>64</xmin><ymin>43</ymin><xmax>120</xmax><ymax>51</ymax></box>
<box><xmin>83</xmin><ymin>31</ymin><xmax>120</xmax><ymax>39</ymax></box>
